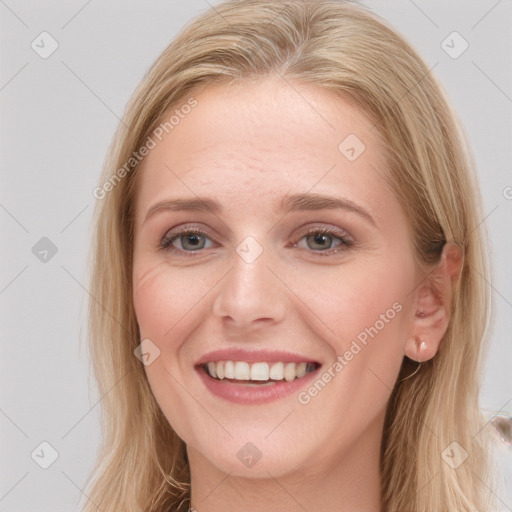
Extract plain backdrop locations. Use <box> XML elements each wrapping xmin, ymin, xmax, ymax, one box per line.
<box><xmin>1</xmin><ymin>1</ymin><xmax>511</xmax><ymax>510</ymax></box>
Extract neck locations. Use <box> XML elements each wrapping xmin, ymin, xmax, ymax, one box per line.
<box><xmin>187</xmin><ymin>409</ymin><xmax>385</xmax><ymax>512</ymax></box>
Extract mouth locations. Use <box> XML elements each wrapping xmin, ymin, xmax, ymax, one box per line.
<box><xmin>195</xmin><ymin>351</ymin><xmax>322</xmax><ymax>404</ymax></box>
<box><xmin>201</xmin><ymin>360</ymin><xmax>320</xmax><ymax>385</ymax></box>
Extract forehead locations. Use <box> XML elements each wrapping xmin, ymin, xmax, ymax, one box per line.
<box><xmin>134</xmin><ymin>76</ymin><xmax>392</xmax><ymax>223</ymax></box>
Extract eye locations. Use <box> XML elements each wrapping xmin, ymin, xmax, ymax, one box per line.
<box><xmin>159</xmin><ymin>224</ymin><xmax>354</xmax><ymax>257</ymax></box>
<box><xmin>293</xmin><ymin>226</ymin><xmax>354</xmax><ymax>256</ymax></box>
<box><xmin>160</xmin><ymin>226</ymin><xmax>215</xmax><ymax>253</ymax></box>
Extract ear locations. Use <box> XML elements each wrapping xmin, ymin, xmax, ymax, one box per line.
<box><xmin>404</xmin><ymin>242</ymin><xmax>464</xmax><ymax>362</ymax></box>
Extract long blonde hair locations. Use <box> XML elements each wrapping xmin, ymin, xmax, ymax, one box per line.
<box><xmin>84</xmin><ymin>1</ymin><xmax>497</xmax><ymax>510</ymax></box>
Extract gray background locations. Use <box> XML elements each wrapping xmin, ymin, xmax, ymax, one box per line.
<box><xmin>1</xmin><ymin>1</ymin><xmax>511</xmax><ymax>510</ymax></box>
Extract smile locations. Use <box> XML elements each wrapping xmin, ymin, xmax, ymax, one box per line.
<box><xmin>203</xmin><ymin>360</ymin><xmax>318</xmax><ymax>383</ymax></box>
<box><xmin>195</xmin><ymin>349</ymin><xmax>322</xmax><ymax>403</ymax></box>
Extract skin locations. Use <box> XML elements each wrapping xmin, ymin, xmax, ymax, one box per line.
<box><xmin>132</xmin><ymin>75</ymin><xmax>461</xmax><ymax>512</ymax></box>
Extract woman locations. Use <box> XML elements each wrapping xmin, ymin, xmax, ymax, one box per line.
<box><xmin>85</xmin><ymin>1</ymin><xmax>499</xmax><ymax>510</ymax></box>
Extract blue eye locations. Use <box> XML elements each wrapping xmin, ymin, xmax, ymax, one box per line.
<box><xmin>294</xmin><ymin>227</ymin><xmax>353</xmax><ymax>256</ymax></box>
<box><xmin>303</xmin><ymin>232</ymin><xmax>342</xmax><ymax>250</ymax></box>
<box><xmin>160</xmin><ymin>228</ymin><xmax>214</xmax><ymax>252</ymax></box>
<box><xmin>159</xmin><ymin>225</ymin><xmax>353</xmax><ymax>257</ymax></box>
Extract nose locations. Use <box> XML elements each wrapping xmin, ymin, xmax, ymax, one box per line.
<box><xmin>211</xmin><ymin>243</ymin><xmax>286</xmax><ymax>330</ymax></box>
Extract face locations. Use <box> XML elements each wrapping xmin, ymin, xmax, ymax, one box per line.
<box><xmin>132</xmin><ymin>76</ymin><xmax>420</xmax><ymax>480</ymax></box>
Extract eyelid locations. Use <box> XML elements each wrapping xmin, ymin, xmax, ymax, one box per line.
<box><xmin>160</xmin><ymin>223</ymin><xmax>216</xmax><ymax>250</ymax></box>
<box><xmin>290</xmin><ymin>224</ymin><xmax>354</xmax><ymax>257</ymax></box>
<box><xmin>162</xmin><ymin>222</ymin><xmax>212</xmax><ymax>238</ymax></box>
<box><xmin>292</xmin><ymin>223</ymin><xmax>352</xmax><ymax>242</ymax></box>
<box><xmin>160</xmin><ymin>222</ymin><xmax>355</xmax><ymax>256</ymax></box>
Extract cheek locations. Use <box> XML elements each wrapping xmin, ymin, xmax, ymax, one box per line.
<box><xmin>133</xmin><ymin>259</ymin><xmax>207</xmax><ymax>342</ymax></box>
<box><xmin>132</xmin><ymin>258</ymin><xmax>221</xmax><ymax>389</ymax></box>
<box><xmin>301</xmin><ymin>255</ymin><xmax>414</xmax><ymax>337</ymax></box>
<box><xmin>293</xmin><ymin>259</ymin><xmax>415</xmax><ymax>437</ymax></box>
<box><xmin>294</xmin><ymin>253</ymin><xmax>415</xmax><ymax>389</ymax></box>
<box><xmin>132</xmin><ymin>259</ymin><xmax>213</xmax><ymax>439</ymax></box>
<box><xmin>132</xmin><ymin>259</ymin><xmax>203</xmax><ymax>400</ymax></box>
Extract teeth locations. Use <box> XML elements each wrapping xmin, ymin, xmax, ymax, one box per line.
<box><xmin>235</xmin><ymin>361</ymin><xmax>250</xmax><ymax>380</ymax></box>
<box><xmin>204</xmin><ymin>360</ymin><xmax>317</xmax><ymax>382</ymax></box>
<box><xmin>269</xmin><ymin>362</ymin><xmax>283</xmax><ymax>380</ymax></box>
<box><xmin>250</xmin><ymin>362</ymin><xmax>269</xmax><ymax>381</ymax></box>
<box><xmin>216</xmin><ymin>362</ymin><xmax>225</xmax><ymax>380</ymax></box>
<box><xmin>224</xmin><ymin>360</ymin><xmax>235</xmax><ymax>379</ymax></box>
<box><xmin>283</xmin><ymin>362</ymin><xmax>296</xmax><ymax>382</ymax></box>
<box><xmin>207</xmin><ymin>362</ymin><xmax>217</xmax><ymax>379</ymax></box>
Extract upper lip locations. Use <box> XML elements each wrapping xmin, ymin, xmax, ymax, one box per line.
<box><xmin>195</xmin><ymin>348</ymin><xmax>321</xmax><ymax>366</ymax></box>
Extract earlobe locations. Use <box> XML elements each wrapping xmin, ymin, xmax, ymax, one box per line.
<box><xmin>412</xmin><ymin>337</ymin><xmax>428</xmax><ymax>362</ymax></box>
<box><xmin>404</xmin><ymin>242</ymin><xmax>464</xmax><ymax>362</ymax></box>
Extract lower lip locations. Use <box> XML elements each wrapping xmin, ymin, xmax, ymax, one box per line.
<box><xmin>196</xmin><ymin>366</ymin><xmax>321</xmax><ymax>405</ymax></box>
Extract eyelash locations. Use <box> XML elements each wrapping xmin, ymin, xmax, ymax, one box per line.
<box><xmin>159</xmin><ymin>225</ymin><xmax>354</xmax><ymax>257</ymax></box>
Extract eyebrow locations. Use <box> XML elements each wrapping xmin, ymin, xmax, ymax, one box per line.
<box><xmin>143</xmin><ymin>193</ymin><xmax>376</xmax><ymax>227</ymax></box>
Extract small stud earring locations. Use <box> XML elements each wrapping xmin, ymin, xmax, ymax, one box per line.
<box><xmin>415</xmin><ymin>338</ymin><xmax>427</xmax><ymax>363</ymax></box>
